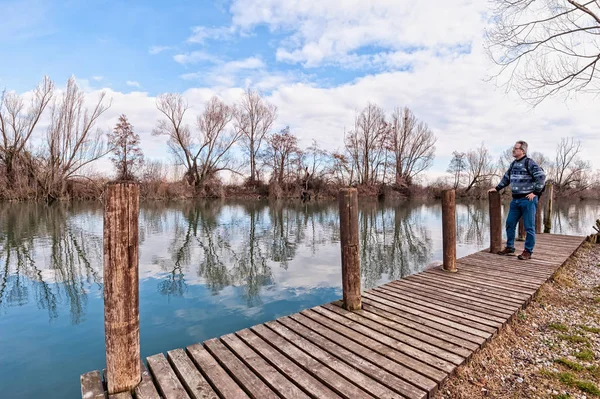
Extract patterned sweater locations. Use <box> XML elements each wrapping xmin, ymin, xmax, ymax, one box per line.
<box><xmin>495</xmin><ymin>156</ymin><xmax>546</xmax><ymax>198</ymax></box>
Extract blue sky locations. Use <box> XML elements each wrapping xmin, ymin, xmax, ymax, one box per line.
<box><xmin>2</xmin><ymin>0</ymin><xmax>598</xmax><ymax>180</ymax></box>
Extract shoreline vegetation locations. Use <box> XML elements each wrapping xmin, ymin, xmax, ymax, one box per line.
<box><xmin>2</xmin><ymin>76</ymin><xmax>599</xmax><ymax>203</ymax></box>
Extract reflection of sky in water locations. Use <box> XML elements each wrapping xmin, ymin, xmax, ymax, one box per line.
<box><xmin>0</xmin><ymin>199</ymin><xmax>598</xmax><ymax>399</ymax></box>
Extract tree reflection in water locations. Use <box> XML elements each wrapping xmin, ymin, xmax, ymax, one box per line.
<box><xmin>0</xmin><ymin>202</ymin><xmax>102</xmax><ymax>323</ymax></box>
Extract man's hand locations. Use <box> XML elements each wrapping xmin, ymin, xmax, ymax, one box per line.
<box><xmin>488</xmin><ymin>188</ymin><xmax>497</xmax><ymax>193</ymax></box>
<box><xmin>526</xmin><ymin>193</ymin><xmax>536</xmax><ymax>201</ymax></box>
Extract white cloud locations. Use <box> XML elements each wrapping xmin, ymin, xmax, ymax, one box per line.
<box><xmin>229</xmin><ymin>0</ymin><xmax>484</xmax><ymax>67</ymax></box>
<box><xmin>92</xmin><ymin>76</ymin><xmax>103</xmax><ymax>81</ymax></box>
<box><xmin>149</xmin><ymin>45</ymin><xmax>172</xmax><ymax>55</ymax></box>
<box><xmin>173</xmin><ymin>51</ymin><xmax>218</xmax><ymax>65</ymax></box>
<box><xmin>126</xmin><ymin>80</ymin><xmax>141</xmax><ymax>88</ymax></box>
<box><xmin>187</xmin><ymin>26</ymin><xmax>235</xmax><ymax>44</ymax></box>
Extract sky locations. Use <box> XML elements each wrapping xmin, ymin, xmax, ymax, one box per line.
<box><xmin>1</xmin><ymin>0</ymin><xmax>598</xmax><ymax>182</ymax></box>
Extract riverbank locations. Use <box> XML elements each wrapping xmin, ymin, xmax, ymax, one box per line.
<box><xmin>434</xmin><ymin>242</ymin><xmax>600</xmax><ymax>399</ymax></box>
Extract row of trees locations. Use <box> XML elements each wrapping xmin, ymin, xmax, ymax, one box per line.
<box><xmin>446</xmin><ymin>138</ymin><xmax>597</xmax><ymax>195</ymax></box>
<box><xmin>1</xmin><ymin>75</ymin><xmax>597</xmax><ymax>201</ymax></box>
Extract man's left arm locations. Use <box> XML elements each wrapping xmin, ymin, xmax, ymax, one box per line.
<box><xmin>529</xmin><ymin>160</ymin><xmax>546</xmax><ymax>196</ymax></box>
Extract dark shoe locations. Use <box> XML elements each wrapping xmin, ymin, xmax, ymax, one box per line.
<box><xmin>518</xmin><ymin>250</ymin><xmax>532</xmax><ymax>260</ymax></box>
<box><xmin>497</xmin><ymin>247</ymin><xmax>515</xmax><ymax>256</ymax></box>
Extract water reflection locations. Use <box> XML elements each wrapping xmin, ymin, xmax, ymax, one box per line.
<box><xmin>1</xmin><ymin>199</ymin><xmax>598</xmax><ymax>324</ymax></box>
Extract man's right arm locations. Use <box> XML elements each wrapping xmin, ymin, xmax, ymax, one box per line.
<box><xmin>494</xmin><ymin>169</ymin><xmax>511</xmax><ymax>192</ymax></box>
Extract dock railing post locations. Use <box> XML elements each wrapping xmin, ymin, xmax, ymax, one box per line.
<box><xmin>517</xmin><ymin>217</ymin><xmax>525</xmax><ymax>241</ymax></box>
<box><xmin>544</xmin><ymin>183</ymin><xmax>553</xmax><ymax>233</ymax></box>
<box><xmin>104</xmin><ymin>182</ymin><xmax>141</xmax><ymax>394</ymax></box>
<box><xmin>338</xmin><ymin>188</ymin><xmax>361</xmax><ymax>311</ymax></box>
<box><xmin>489</xmin><ymin>190</ymin><xmax>503</xmax><ymax>253</ymax></box>
<box><xmin>441</xmin><ymin>189</ymin><xmax>457</xmax><ymax>272</ymax></box>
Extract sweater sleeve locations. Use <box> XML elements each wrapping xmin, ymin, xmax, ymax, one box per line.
<box><xmin>528</xmin><ymin>159</ymin><xmax>546</xmax><ymax>196</ymax></box>
<box><xmin>495</xmin><ymin>169</ymin><xmax>511</xmax><ymax>192</ymax></box>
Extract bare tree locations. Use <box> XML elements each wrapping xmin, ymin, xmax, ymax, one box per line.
<box><xmin>330</xmin><ymin>151</ymin><xmax>353</xmax><ymax>185</ymax></box>
<box><xmin>107</xmin><ymin>115</ymin><xmax>144</xmax><ymax>180</ymax></box>
<box><xmin>447</xmin><ymin>151</ymin><xmax>467</xmax><ymax>189</ymax></box>
<box><xmin>486</xmin><ymin>0</ymin><xmax>600</xmax><ymax>104</ymax></box>
<box><xmin>388</xmin><ymin>107</ymin><xmax>436</xmax><ymax>186</ymax></box>
<box><xmin>344</xmin><ymin>103</ymin><xmax>388</xmax><ymax>185</ymax></box>
<box><xmin>233</xmin><ymin>89</ymin><xmax>277</xmax><ymax>185</ymax></box>
<box><xmin>465</xmin><ymin>143</ymin><xmax>496</xmax><ymax>192</ymax></box>
<box><xmin>0</xmin><ymin>76</ymin><xmax>54</xmax><ymax>189</ymax></box>
<box><xmin>41</xmin><ymin>77</ymin><xmax>110</xmax><ymax>200</ymax></box>
<box><xmin>264</xmin><ymin>126</ymin><xmax>300</xmax><ymax>185</ymax></box>
<box><xmin>553</xmin><ymin>137</ymin><xmax>591</xmax><ymax>192</ymax></box>
<box><xmin>154</xmin><ymin>94</ymin><xmax>241</xmax><ymax>188</ymax></box>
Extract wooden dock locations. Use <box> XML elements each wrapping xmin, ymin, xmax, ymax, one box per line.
<box><xmin>82</xmin><ymin>232</ymin><xmax>585</xmax><ymax>399</ymax></box>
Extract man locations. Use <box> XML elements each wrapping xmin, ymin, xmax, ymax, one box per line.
<box><xmin>488</xmin><ymin>141</ymin><xmax>546</xmax><ymax>260</ymax></box>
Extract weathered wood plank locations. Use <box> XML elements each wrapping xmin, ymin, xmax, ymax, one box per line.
<box><xmin>299</xmin><ymin>308</ymin><xmax>447</xmax><ymax>387</ymax></box>
<box><xmin>108</xmin><ymin>393</ymin><xmax>132</xmax><ymax>399</ymax></box>
<box><xmin>221</xmin><ymin>333</ymin><xmax>310</xmax><ymax>399</ymax></box>
<box><xmin>147</xmin><ymin>353</ymin><xmax>190</xmax><ymax>399</ymax></box>
<box><xmin>236</xmin><ymin>328</ymin><xmax>342</xmax><ymax>398</ymax></box>
<box><xmin>186</xmin><ymin>343</ymin><xmax>250</xmax><ymax>399</ymax></box>
<box><xmin>81</xmin><ymin>370</ymin><xmax>106</xmax><ymax>399</ymax></box>
<box><xmin>251</xmin><ymin>324</ymin><xmax>374</xmax><ymax>399</ymax></box>
<box><xmin>167</xmin><ymin>348</ymin><xmax>218</xmax><ymax>399</ymax></box>
<box><xmin>134</xmin><ymin>360</ymin><xmax>161</xmax><ymax>399</ymax></box>
<box><xmin>289</xmin><ymin>312</ymin><xmax>438</xmax><ymax>395</ymax></box>
<box><xmin>204</xmin><ymin>338</ymin><xmax>278</xmax><ymax>399</ymax></box>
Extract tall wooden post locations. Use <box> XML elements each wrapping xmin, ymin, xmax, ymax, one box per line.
<box><xmin>338</xmin><ymin>188</ymin><xmax>361</xmax><ymax>311</ymax></box>
<box><xmin>544</xmin><ymin>183</ymin><xmax>553</xmax><ymax>233</ymax></box>
<box><xmin>489</xmin><ymin>191</ymin><xmax>502</xmax><ymax>253</ymax></box>
<box><xmin>104</xmin><ymin>182</ymin><xmax>141</xmax><ymax>394</ymax></box>
<box><xmin>441</xmin><ymin>189</ymin><xmax>457</xmax><ymax>272</ymax></box>
<box><xmin>517</xmin><ymin>217</ymin><xmax>525</xmax><ymax>241</ymax></box>
<box><xmin>535</xmin><ymin>198</ymin><xmax>543</xmax><ymax>234</ymax></box>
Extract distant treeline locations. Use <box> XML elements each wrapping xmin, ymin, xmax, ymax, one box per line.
<box><xmin>1</xmin><ymin>76</ymin><xmax>598</xmax><ymax>201</ymax></box>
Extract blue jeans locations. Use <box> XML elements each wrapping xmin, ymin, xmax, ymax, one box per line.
<box><xmin>506</xmin><ymin>197</ymin><xmax>538</xmax><ymax>253</ymax></box>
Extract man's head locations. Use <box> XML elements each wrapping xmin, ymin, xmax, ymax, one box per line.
<box><xmin>512</xmin><ymin>140</ymin><xmax>528</xmax><ymax>159</ymax></box>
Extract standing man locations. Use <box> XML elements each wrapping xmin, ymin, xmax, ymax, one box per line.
<box><xmin>488</xmin><ymin>141</ymin><xmax>546</xmax><ymax>260</ymax></box>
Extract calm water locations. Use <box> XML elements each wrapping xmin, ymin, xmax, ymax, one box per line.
<box><xmin>0</xmin><ymin>199</ymin><xmax>598</xmax><ymax>398</ymax></box>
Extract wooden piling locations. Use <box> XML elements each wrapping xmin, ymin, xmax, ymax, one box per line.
<box><xmin>338</xmin><ymin>188</ymin><xmax>361</xmax><ymax>311</ymax></box>
<box><xmin>517</xmin><ymin>218</ymin><xmax>525</xmax><ymax>241</ymax></box>
<box><xmin>104</xmin><ymin>182</ymin><xmax>141</xmax><ymax>394</ymax></box>
<box><xmin>441</xmin><ymin>189</ymin><xmax>457</xmax><ymax>272</ymax></box>
<box><xmin>489</xmin><ymin>190</ymin><xmax>502</xmax><ymax>253</ymax></box>
<box><xmin>544</xmin><ymin>183</ymin><xmax>553</xmax><ymax>233</ymax></box>
<box><xmin>535</xmin><ymin>198</ymin><xmax>543</xmax><ymax>234</ymax></box>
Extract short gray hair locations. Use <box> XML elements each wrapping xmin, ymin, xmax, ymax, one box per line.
<box><xmin>516</xmin><ymin>140</ymin><xmax>528</xmax><ymax>154</ymax></box>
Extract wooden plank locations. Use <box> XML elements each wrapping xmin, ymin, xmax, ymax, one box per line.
<box><xmin>363</xmin><ymin>291</ymin><xmax>493</xmax><ymax>340</ymax></box>
<box><xmin>289</xmin><ymin>312</ymin><xmax>438</xmax><ymax>395</ymax></box>
<box><xmin>272</xmin><ymin>318</ymin><xmax>427</xmax><ymax>399</ymax></box>
<box><xmin>408</xmin><ymin>272</ymin><xmax>528</xmax><ymax>305</ymax></box>
<box><xmin>377</xmin><ymin>285</ymin><xmax>508</xmax><ymax>325</ymax></box>
<box><xmin>369</xmin><ymin>288</ymin><xmax>500</xmax><ymax>333</ymax></box>
<box><xmin>135</xmin><ymin>360</ymin><xmax>161</xmax><ymax>399</ymax></box>
<box><xmin>321</xmin><ymin>303</ymin><xmax>466</xmax><ymax>366</ymax></box>
<box><xmin>235</xmin><ymin>328</ymin><xmax>342</xmax><ymax>399</ymax></box>
<box><xmin>81</xmin><ymin>370</ymin><xmax>106</xmax><ymax>399</ymax></box>
<box><xmin>459</xmin><ymin>258</ymin><xmax>553</xmax><ymax>277</ymax></box>
<box><xmin>186</xmin><ymin>343</ymin><xmax>250</xmax><ymax>399</ymax></box>
<box><xmin>406</xmin><ymin>273</ymin><xmax>525</xmax><ymax>307</ymax></box>
<box><xmin>300</xmin><ymin>308</ymin><xmax>448</xmax><ymax>386</ymax></box>
<box><xmin>147</xmin><ymin>353</ymin><xmax>191</xmax><ymax>399</ymax></box>
<box><xmin>221</xmin><ymin>333</ymin><xmax>311</xmax><ymax>399</ymax></box>
<box><xmin>425</xmin><ymin>270</ymin><xmax>536</xmax><ymax>298</ymax></box>
<box><xmin>108</xmin><ymin>393</ymin><xmax>132</xmax><ymax>399</ymax></box>
<box><xmin>360</xmin><ymin>296</ymin><xmax>486</xmax><ymax>347</ymax></box>
<box><xmin>357</xmin><ymin>301</ymin><xmax>480</xmax><ymax>351</ymax></box>
<box><xmin>389</xmin><ymin>280</ymin><xmax>516</xmax><ymax>318</ymax></box>
<box><xmin>404</xmin><ymin>274</ymin><xmax>522</xmax><ymax>311</ymax></box>
<box><xmin>204</xmin><ymin>338</ymin><xmax>278</xmax><ymax>399</ymax></box>
<box><xmin>328</xmin><ymin>301</ymin><xmax>472</xmax><ymax>358</ymax></box>
<box><xmin>446</xmin><ymin>267</ymin><xmax>543</xmax><ymax>289</ymax></box>
<box><xmin>167</xmin><ymin>348</ymin><xmax>218</xmax><ymax>399</ymax></box>
<box><xmin>251</xmin><ymin>324</ymin><xmax>375</xmax><ymax>399</ymax></box>
<box><xmin>456</xmin><ymin>262</ymin><xmax>550</xmax><ymax>281</ymax></box>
